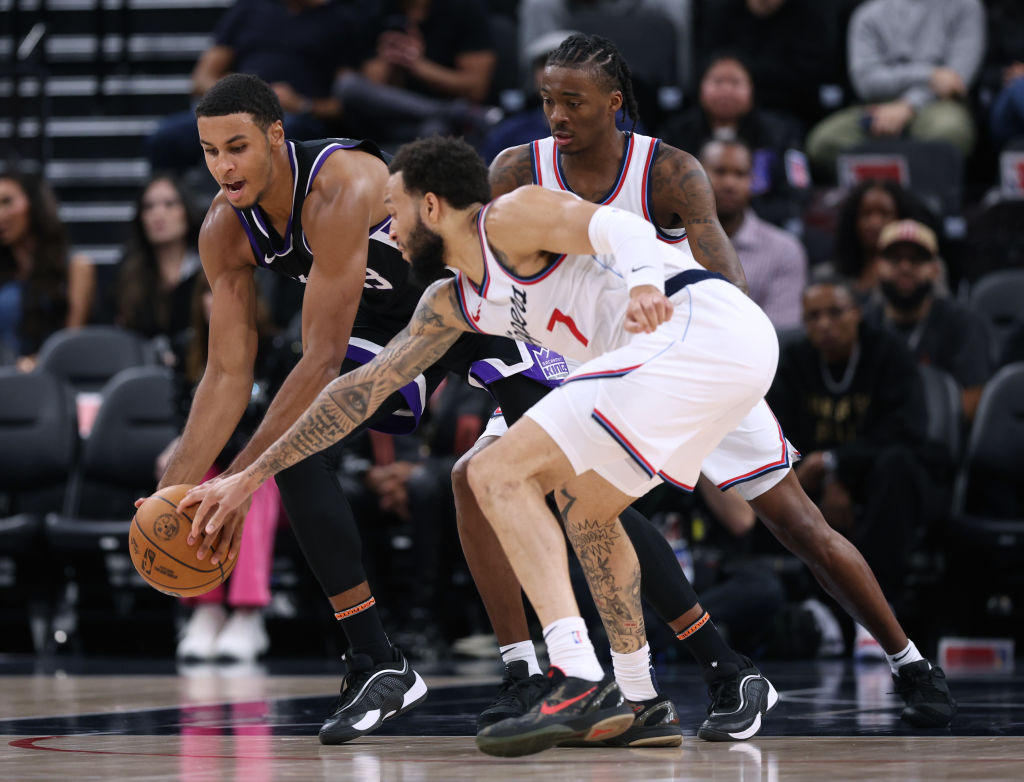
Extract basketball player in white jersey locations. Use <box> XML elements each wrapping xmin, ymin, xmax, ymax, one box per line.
<box><xmin>453</xmin><ymin>31</ymin><xmax>955</xmax><ymax>738</ymax></box>
<box><xmin>179</xmin><ymin>134</ymin><xmax>778</xmax><ymax>756</ymax></box>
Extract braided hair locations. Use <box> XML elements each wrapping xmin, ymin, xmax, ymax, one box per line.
<box><xmin>545</xmin><ymin>33</ymin><xmax>640</xmax><ymax>130</ymax></box>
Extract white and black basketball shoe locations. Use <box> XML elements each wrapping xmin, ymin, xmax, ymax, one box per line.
<box><xmin>318</xmin><ymin>647</ymin><xmax>428</xmax><ymax>745</ymax></box>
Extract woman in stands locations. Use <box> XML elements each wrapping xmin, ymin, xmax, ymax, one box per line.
<box><xmin>830</xmin><ymin>179</ymin><xmax>932</xmax><ymax>295</ymax></box>
<box><xmin>158</xmin><ymin>272</ymin><xmax>291</xmax><ymax>663</ymax></box>
<box><xmin>0</xmin><ymin>168</ymin><xmax>95</xmax><ymax>368</ymax></box>
<box><xmin>111</xmin><ymin>174</ymin><xmax>204</xmax><ymax>340</ymax></box>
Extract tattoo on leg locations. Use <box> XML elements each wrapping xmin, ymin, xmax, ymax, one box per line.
<box><xmin>560</xmin><ymin>491</ymin><xmax>645</xmax><ymax>653</ymax></box>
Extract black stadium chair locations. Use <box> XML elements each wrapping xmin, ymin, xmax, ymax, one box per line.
<box><xmin>45</xmin><ymin>366</ymin><xmax>179</xmax><ymax>652</ymax></box>
<box><xmin>36</xmin><ymin>325</ymin><xmax>150</xmax><ymax>394</ymax></box>
<box><xmin>838</xmin><ymin>138</ymin><xmax>964</xmax><ymax>218</ymax></box>
<box><xmin>969</xmin><ymin>269</ymin><xmax>1024</xmax><ymax>364</ymax></box>
<box><xmin>945</xmin><ymin>363</ymin><xmax>1024</xmax><ymax>631</ymax></box>
<box><xmin>0</xmin><ymin>369</ymin><xmax>79</xmax><ymax>651</ymax></box>
<box><xmin>918</xmin><ymin>364</ymin><xmax>963</xmax><ymax>466</ymax></box>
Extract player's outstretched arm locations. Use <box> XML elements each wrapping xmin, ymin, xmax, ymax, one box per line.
<box><xmin>180</xmin><ymin>279</ymin><xmax>470</xmax><ymax>553</ymax></box>
<box><xmin>651</xmin><ymin>144</ymin><xmax>749</xmax><ymax>294</ymax></box>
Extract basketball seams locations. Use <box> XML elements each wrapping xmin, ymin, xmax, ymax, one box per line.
<box><xmin>131</xmin><ymin>520</ymin><xmax>222</xmax><ymax>575</ymax></box>
<box><xmin>131</xmin><ymin>488</ymin><xmax>231</xmax><ymax>596</ymax></box>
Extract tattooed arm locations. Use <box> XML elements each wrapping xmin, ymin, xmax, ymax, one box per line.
<box><xmin>649</xmin><ymin>143</ymin><xmax>749</xmax><ymax>294</ymax></box>
<box><xmin>488</xmin><ymin>144</ymin><xmax>535</xmax><ymax>197</ymax></box>
<box><xmin>179</xmin><ymin>279</ymin><xmax>469</xmax><ymax>560</ymax></box>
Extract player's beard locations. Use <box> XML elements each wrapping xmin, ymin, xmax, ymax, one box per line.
<box><xmin>407</xmin><ymin>216</ymin><xmax>448</xmax><ymax>287</ymax></box>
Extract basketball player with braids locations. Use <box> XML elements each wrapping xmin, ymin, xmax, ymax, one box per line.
<box><xmin>149</xmin><ymin>73</ymin><xmax>579</xmax><ymax>746</ymax></box>
<box><xmin>452</xmin><ymin>32</ymin><xmax>956</xmax><ymax>734</ymax></box>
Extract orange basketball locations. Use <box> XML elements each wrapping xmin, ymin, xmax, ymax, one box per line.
<box><xmin>128</xmin><ymin>484</ymin><xmax>237</xmax><ymax>597</ymax></box>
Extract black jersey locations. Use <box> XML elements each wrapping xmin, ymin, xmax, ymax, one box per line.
<box><xmin>231</xmin><ymin>137</ymin><xmax>424</xmax><ymax>327</ymax></box>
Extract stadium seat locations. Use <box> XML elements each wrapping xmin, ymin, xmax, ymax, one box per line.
<box><xmin>946</xmin><ymin>363</ymin><xmax>1024</xmax><ymax>605</ymax></box>
<box><xmin>969</xmin><ymin>268</ymin><xmax>1024</xmax><ymax>363</ymax></box>
<box><xmin>0</xmin><ymin>368</ymin><xmax>79</xmax><ymax>651</ymax></box>
<box><xmin>45</xmin><ymin>366</ymin><xmax>178</xmax><ymax>652</ymax></box>
<box><xmin>36</xmin><ymin>325</ymin><xmax>150</xmax><ymax>394</ymax></box>
<box><xmin>48</xmin><ymin>365</ymin><xmax>177</xmax><ymax>547</ymax></box>
<box><xmin>838</xmin><ymin>138</ymin><xmax>964</xmax><ymax>218</ymax></box>
<box><xmin>918</xmin><ymin>364</ymin><xmax>963</xmax><ymax>466</ymax></box>
<box><xmin>963</xmin><ymin>197</ymin><xmax>1024</xmax><ymax>284</ymax></box>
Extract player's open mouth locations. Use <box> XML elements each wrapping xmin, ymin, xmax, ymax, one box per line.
<box><xmin>224</xmin><ymin>180</ymin><xmax>246</xmax><ymax>198</ymax></box>
<box><xmin>553</xmin><ymin>132</ymin><xmax>574</xmax><ymax>146</ymax></box>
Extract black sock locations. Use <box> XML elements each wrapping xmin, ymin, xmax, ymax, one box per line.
<box><xmin>677</xmin><ymin>611</ymin><xmax>745</xmax><ymax>681</ymax></box>
<box><xmin>335</xmin><ymin>597</ymin><xmax>392</xmax><ymax>663</ymax></box>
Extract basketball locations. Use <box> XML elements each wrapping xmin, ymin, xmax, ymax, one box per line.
<box><xmin>128</xmin><ymin>484</ymin><xmax>237</xmax><ymax>597</ymax></box>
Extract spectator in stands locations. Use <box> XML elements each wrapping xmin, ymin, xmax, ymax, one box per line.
<box><xmin>698</xmin><ymin>0</ymin><xmax>835</xmax><ymax>126</ymax></box>
<box><xmin>0</xmin><ymin>169</ymin><xmax>95</xmax><ymax>369</ymax></box>
<box><xmin>660</xmin><ymin>52</ymin><xmax>807</xmax><ymax>228</ymax></box>
<box><xmin>479</xmin><ymin>29</ymin><xmax>642</xmax><ymax>163</ymax></box>
<box><xmin>162</xmin><ymin>273</ymin><xmax>291</xmax><ymax>662</ymax></box>
<box><xmin>985</xmin><ymin>0</ymin><xmax>1024</xmax><ymax>146</ymax></box>
<box><xmin>332</xmin><ymin>0</ymin><xmax>500</xmax><ymax>147</ymax></box>
<box><xmin>144</xmin><ymin>0</ymin><xmax>360</xmax><ymax>173</ymax></box>
<box><xmin>865</xmin><ymin>219</ymin><xmax>992</xmax><ymax>420</ymax></box>
<box><xmin>768</xmin><ymin>277</ymin><xmax>933</xmax><ymax>657</ymax></box>
<box><xmin>94</xmin><ymin>175</ymin><xmax>203</xmax><ymax>341</ymax></box>
<box><xmin>517</xmin><ymin>0</ymin><xmax>693</xmax><ymax>88</ymax></box>
<box><xmin>700</xmin><ymin>138</ymin><xmax>807</xmax><ymax>329</ymax></box>
<box><xmin>827</xmin><ymin>179</ymin><xmax>932</xmax><ymax>294</ymax></box>
<box><xmin>806</xmin><ymin>0</ymin><xmax>985</xmax><ymax>177</ymax></box>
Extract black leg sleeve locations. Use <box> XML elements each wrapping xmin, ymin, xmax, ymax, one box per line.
<box><xmin>275</xmin><ymin>380</ymin><xmax>432</xmax><ymax>598</ymax></box>
<box><xmin>619</xmin><ymin>505</ymin><xmax>700</xmax><ymax>623</ymax></box>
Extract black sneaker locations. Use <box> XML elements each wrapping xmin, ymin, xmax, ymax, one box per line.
<box><xmin>697</xmin><ymin>657</ymin><xmax>778</xmax><ymax>741</ymax></box>
<box><xmin>477</xmin><ymin>660</ymin><xmax>549</xmax><ymax>732</ymax></box>
<box><xmin>318</xmin><ymin>647</ymin><xmax>428</xmax><ymax>745</ymax></box>
<box><xmin>475</xmin><ymin>667</ymin><xmax>635</xmax><ymax>757</ymax></box>
<box><xmin>561</xmin><ymin>694</ymin><xmax>684</xmax><ymax>748</ymax></box>
<box><xmin>892</xmin><ymin>660</ymin><xmax>957</xmax><ymax>727</ymax></box>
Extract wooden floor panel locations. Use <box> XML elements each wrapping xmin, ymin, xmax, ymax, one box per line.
<box><xmin>2</xmin><ymin>660</ymin><xmax>1023</xmax><ymax>780</ymax></box>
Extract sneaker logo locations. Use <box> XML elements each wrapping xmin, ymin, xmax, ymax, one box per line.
<box><xmin>540</xmin><ymin>686</ymin><xmax>597</xmax><ymax>715</ymax></box>
<box><xmin>589</xmin><ymin>726</ymin><xmax>618</xmax><ymax>739</ymax></box>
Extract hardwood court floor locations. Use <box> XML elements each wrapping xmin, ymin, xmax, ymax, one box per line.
<box><xmin>2</xmin><ymin>657</ymin><xmax>1023</xmax><ymax>781</ymax></box>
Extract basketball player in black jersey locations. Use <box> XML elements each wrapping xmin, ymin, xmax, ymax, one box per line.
<box><xmin>146</xmin><ymin>73</ymin><xmax>560</xmax><ymax>745</ymax></box>
<box><xmin>451</xmin><ymin>33</ymin><xmax>956</xmax><ymax>731</ymax></box>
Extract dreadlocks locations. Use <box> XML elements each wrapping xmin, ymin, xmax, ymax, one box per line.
<box><xmin>545</xmin><ymin>33</ymin><xmax>640</xmax><ymax>130</ymax></box>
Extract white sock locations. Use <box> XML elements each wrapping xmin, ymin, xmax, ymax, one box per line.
<box><xmin>499</xmin><ymin>641</ymin><xmax>542</xmax><ymax>676</ymax></box>
<box><xmin>887</xmin><ymin>639</ymin><xmax>927</xmax><ymax>674</ymax></box>
<box><xmin>542</xmin><ymin>617</ymin><xmax>604</xmax><ymax>681</ymax></box>
<box><xmin>611</xmin><ymin>643</ymin><xmax>658</xmax><ymax>702</ymax></box>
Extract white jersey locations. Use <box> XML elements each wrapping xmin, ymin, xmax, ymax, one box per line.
<box><xmin>531</xmin><ymin>132</ymin><xmax>689</xmax><ymax>246</ymax></box>
<box><xmin>453</xmin><ymin>202</ymin><xmax>706</xmax><ymax>363</ymax></box>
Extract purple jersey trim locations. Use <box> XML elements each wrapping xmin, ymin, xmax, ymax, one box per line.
<box><xmin>468</xmin><ymin>343</ymin><xmax>568</xmax><ymax>390</ymax></box>
<box><xmin>345</xmin><ymin>343</ymin><xmax>423</xmax><ymax>435</ymax></box>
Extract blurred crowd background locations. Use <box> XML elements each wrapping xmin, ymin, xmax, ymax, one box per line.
<box><xmin>1</xmin><ymin>0</ymin><xmax>1023</xmax><ymax>668</ymax></box>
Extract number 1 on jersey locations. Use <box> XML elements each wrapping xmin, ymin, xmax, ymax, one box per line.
<box><xmin>547</xmin><ymin>308</ymin><xmax>589</xmax><ymax>347</ymax></box>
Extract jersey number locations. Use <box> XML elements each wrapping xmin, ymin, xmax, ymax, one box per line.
<box><xmin>363</xmin><ymin>268</ymin><xmax>393</xmax><ymax>291</ymax></box>
<box><xmin>546</xmin><ymin>308</ymin><xmax>589</xmax><ymax>347</ymax></box>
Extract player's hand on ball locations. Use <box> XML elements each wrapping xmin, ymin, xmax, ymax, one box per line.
<box><xmin>179</xmin><ymin>474</ymin><xmax>258</xmax><ymax>565</ymax></box>
<box><xmin>625</xmin><ymin>285</ymin><xmax>673</xmax><ymax>334</ymax></box>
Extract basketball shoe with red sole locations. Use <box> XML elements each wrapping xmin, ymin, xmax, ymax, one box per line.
<box><xmin>475</xmin><ymin>667</ymin><xmax>635</xmax><ymax>757</ymax></box>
